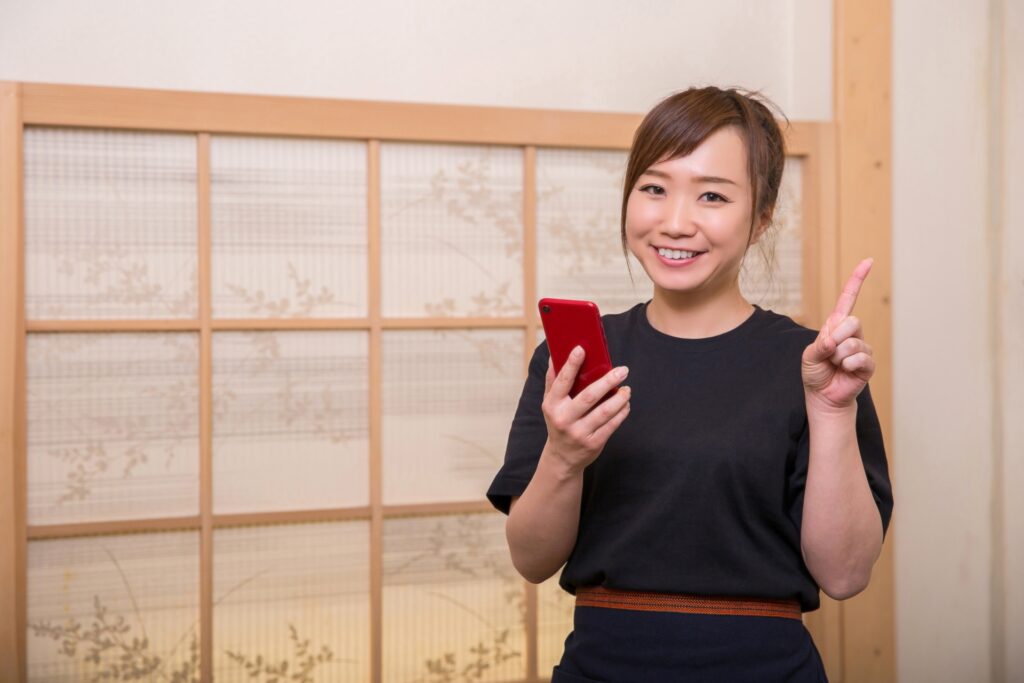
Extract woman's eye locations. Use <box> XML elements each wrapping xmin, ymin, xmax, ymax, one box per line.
<box><xmin>639</xmin><ymin>184</ymin><xmax>665</xmax><ymax>196</ymax></box>
<box><xmin>699</xmin><ymin>191</ymin><xmax>728</xmax><ymax>203</ymax></box>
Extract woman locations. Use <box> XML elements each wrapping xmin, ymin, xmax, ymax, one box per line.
<box><xmin>486</xmin><ymin>87</ymin><xmax>893</xmax><ymax>682</ymax></box>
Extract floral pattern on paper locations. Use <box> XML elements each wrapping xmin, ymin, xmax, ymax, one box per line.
<box><xmin>210</xmin><ymin>136</ymin><xmax>368</xmax><ymax>320</ymax></box>
<box><xmin>223</xmin><ymin>262</ymin><xmax>349</xmax><ymax>318</ymax></box>
<box><xmin>535</xmin><ymin>148</ymin><xmax>649</xmax><ymax>314</ymax></box>
<box><xmin>27</xmin><ymin>333</ymin><xmax>199</xmax><ymax>522</ymax></box>
<box><xmin>382</xmin><ymin>144</ymin><xmax>523</xmax><ymax>318</ymax></box>
<box><xmin>24</xmin><ymin>127</ymin><xmax>199</xmax><ymax>320</ymax></box>
<box><xmin>385</xmin><ymin>514</ymin><xmax>525</xmax><ymax>683</ymax></box>
<box><xmin>29</xmin><ymin>529</ymin><xmax>364</xmax><ymax>682</ymax></box>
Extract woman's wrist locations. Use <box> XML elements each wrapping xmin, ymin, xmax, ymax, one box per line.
<box><xmin>804</xmin><ymin>389</ymin><xmax>858</xmax><ymax>423</ymax></box>
<box><xmin>539</xmin><ymin>441</ymin><xmax>588</xmax><ymax>482</ymax></box>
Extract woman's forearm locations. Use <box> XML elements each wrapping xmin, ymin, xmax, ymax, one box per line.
<box><xmin>800</xmin><ymin>395</ymin><xmax>884</xmax><ymax>600</ymax></box>
<box><xmin>506</xmin><ymin>441</ymin><xmax>586</xmax><ymax>583</ymax></box>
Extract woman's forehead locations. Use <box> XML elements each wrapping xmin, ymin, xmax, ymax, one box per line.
<box><xmin>647</xmin><ymin>129</ymin><xmax>750</xmax><ymax>184</ymax></box>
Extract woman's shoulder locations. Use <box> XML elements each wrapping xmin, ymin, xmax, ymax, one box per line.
<box><xmin>600</xmin><ymin>302</ymin><xmax>646</xmax><ymax>333</ymax></box>
<box><xmin>750</xmin><ymin>306</ymin><xmax>819</xmax><ymax>357</ymax></box>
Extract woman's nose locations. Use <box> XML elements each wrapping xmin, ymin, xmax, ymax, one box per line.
<box><xmin>662</xmin><ymin>199</ymin><xmax>697</xmax><ymax>236</ymax></box>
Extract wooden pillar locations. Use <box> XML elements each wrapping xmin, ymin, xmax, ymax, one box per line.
<box><xmin>802</xmin><ymin>120</ymin><xmax>845</xmax><ymax>680</ymax></box>
<box><xmin>834</xmin><ymin>1</ymin><xmax>896</xmax><ymax>681</ymax></box>
<box><xmin>0</xmin><ymin>81</ymin><xmax>27</xmax><ymax>683</ymax></box>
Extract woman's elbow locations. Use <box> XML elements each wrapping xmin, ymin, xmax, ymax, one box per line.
<box><xmin>506</xmin><ymin>533</ymin><xmax>561</xmax><ymax>584</ymax></box>
<box><xmin>506</xmin><ymin>520</ymin><xmax>558</xmax><ymax>584</ymax></box>
<box><xmin>512</xmin><ymin>561</ymin><xmax>556</xmax><ymax>585</ymax></box>
<box><xmin>818</xmin><ymin>569</ymin><xmax>872</xmax><ymax>601</ymax></box>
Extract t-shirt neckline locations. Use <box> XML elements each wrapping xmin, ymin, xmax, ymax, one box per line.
<box><xmin>634</xmin><ymin>301</ymin><xmax>768</xmax><ymax>351</ymax></box>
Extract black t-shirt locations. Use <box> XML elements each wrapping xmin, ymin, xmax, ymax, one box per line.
<box><xmin>486</xmin><ymin>303</ymin><xmax>893</xmax><ymax>612</ymax></box>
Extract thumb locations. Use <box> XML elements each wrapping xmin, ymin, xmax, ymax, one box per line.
<box><xmin>803</xmin><ymin>322</ymin><xmax>836</xmax><ymax>364</ymax></box>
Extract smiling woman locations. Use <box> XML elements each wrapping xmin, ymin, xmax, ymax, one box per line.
<box><xmin>621</xmin><ymin>90</ymin><xmax>787</xmax><ymax>339</ymax></box>
<box><xmin>626</xmin><ymin>127</ymin><xmax>765</xmax><ymax>335</ymax></box>
<box><xmin>489</xmin><ymin>87</ymin><xmax>892</xmax><ymax>682</ymax></box>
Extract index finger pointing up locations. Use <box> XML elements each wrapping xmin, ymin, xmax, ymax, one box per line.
<box><xmin>832</xmin><ymin>257</ymin><xmax>874</xmax><ymax>318</ymax></box>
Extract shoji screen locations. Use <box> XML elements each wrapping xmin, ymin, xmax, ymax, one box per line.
<box><xmin>11</xmin><ymin>87</ymin><xmax>815</xmax><ymax>683</ymax></box>
<box><xmin>25</xmin><ymin>128</ymin><xmax>206</xmax><ymax>680</ymax></box>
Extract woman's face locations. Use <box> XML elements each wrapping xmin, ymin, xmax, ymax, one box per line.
<box><xmin>625</xmin><ymin>126</ymin><xmax>761</xmax><ymax>300</ymax></box>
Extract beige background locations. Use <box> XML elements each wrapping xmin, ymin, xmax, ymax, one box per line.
<box><xmin>2</xmin><ymin>0</ymin><xmax>1022</xmax><ymax>680</ymax></box>
<box><xmin>892</xmin><ymin>1</ymin><xmax>1024</xmax><ymax>682</ymax></box>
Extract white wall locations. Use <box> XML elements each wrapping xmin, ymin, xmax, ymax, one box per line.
<box><xmin>999</xmin><ymin>2</ymin><xmax>1024</xmax><ymax>681</ymax></box>
<box><xmin>893</xmin><ymin>0</ymin><xmax>1023</xmax><ymax>681</ymax></box>
<box><xmin>0</xmin><ymin>0</ymin><xmax>831</xmax><ymax>119</ymax></box>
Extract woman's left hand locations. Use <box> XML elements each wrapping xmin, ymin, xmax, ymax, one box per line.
<box><xmin>802</xmin><ymin>258</ymin><xmax>876</xmax><ymax>409</ymax></box>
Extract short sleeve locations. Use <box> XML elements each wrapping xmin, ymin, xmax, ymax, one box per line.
<box><xmin>486</xmin><ymin>341</ymin><xmax>550</xmax><ymax>514</ymax></box>
<box><xmin>787</xmin><ymin>383</ymin><xmax>894</xmax><ymax>537</ymax></box>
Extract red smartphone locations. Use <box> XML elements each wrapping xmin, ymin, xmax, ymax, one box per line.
<box><xmin>538</xmin><ymin>298</ymin><xmax>614</xmax><ymax>400</ymax></box>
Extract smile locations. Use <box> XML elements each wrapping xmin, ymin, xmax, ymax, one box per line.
<box><xmin>657</xmin><ymin>247</ymin><xmax>703</xmax><ymax>260</ymax></box>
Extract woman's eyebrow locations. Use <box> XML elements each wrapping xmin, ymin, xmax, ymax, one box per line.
<box><xmin>640</xmin><ymin>169</ymin><xmax>672</xmax><ymax>179</ymax></box>
<box><xmin>694</xmin><ymin>175</ymin><xmax>738</xmax><ymax>186</ymax></box>
<box><xmin>640</xmin><ymin>169</ymin><xmax>738</xmax><ymax>186</ymax></box>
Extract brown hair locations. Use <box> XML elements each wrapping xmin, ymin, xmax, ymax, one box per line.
<box><xmin>621</xmin><ymin>86</ymin><xmax>788</xmax><ymax>260</ymax></box>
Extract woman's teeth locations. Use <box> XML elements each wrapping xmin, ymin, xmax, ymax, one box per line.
<box><xmin>658</xmin><ymin>248</ymin><xmax>701</xmax><ymax>260</ymax></box>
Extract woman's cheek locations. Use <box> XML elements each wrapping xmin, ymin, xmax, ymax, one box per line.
<box><xmin>626</xmin><ymin>203</ymin><xmax>660</xmax><ymax>234</ymax></box>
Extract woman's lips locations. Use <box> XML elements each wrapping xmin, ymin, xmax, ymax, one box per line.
<box><xmin>653</xmin><ymin>246</ymin><xmax>703</xmax><ymax>267</ymax></box>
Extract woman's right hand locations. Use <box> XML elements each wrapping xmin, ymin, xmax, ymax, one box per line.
<box><xmin>541</xmin><ymin>346</ymin><xmax>631</xmax><ymax>475</ymax></box>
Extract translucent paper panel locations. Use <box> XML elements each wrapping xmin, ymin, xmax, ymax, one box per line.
<box><xmin>537</xmin><ymin>577</ymin><xmax>575</xmax><ymax>675</ymax></box>
<box><xmin>536</xmin><ymin>148</ymin><xmax>651</xmax><ymax>315</ymax></box>
<box><xmin>211</xmin><ymin>136</ymin><xmax>368</xmax><ymax>318</ymax></box>
<box><xmin>27</xmin><ymin>532</ymin><xmax>200</xmax><ymax>682</ymax></box>
<box><xmin>24</xmin><ymin>128</ymin><xmax>198</xmax><ymax>319</ymax></box>
<box><xmin>382</xmin><ymin>329</ymin><xmax>523</xmax><ymax>504</ymax></box>
<box><xmin>27</xmin><ymin>333</ymin><xmax>199</xmax><ymax>525</ymax></box>
<box><xmin>213</xmin><ymin>331</ymin><xmax>369</xmax><ymax>513</ymax></box>
<box><xmin>214</xmin><ymin>522</ymin><xmax>370</xmax><ymax>683</ymax></box>
<box><xmin>740</xmin><ymin>157</ymin><xmax>804</xmax><ymax>316</ymax></box>
<box><xmin>383</xmin><ymin>513</ymin><xmax>525</xmax><ymax>682</ymax></box>
<box><xmin>381</xmin><ymin>143</ymin><xmax>523</xmax><ymax>317</ymax></box>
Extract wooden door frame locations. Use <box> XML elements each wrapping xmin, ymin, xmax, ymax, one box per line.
<box><xmin>831</xmin><ymin>1</ymin><xmax>896</xmax><ymax>681</ymax></box>
<box><xmin>0</xmin><ymin>81</ymin><xmax>27</xmax><ymax>683</ymax></box>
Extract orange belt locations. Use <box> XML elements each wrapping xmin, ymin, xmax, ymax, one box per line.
<box><xmin>575</xmin><ymin>586</ymin><xmax>802</xmax><ymax>621</ymax></box>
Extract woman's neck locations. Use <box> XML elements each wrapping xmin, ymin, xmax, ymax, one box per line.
<box><xmin>645</xmin><ymin>283</ymin><xmax>754</xmax><ymax>339</ymax></box>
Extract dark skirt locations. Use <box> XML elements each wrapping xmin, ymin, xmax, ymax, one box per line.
<box><xmin>552</xmin><ymin>604</ymin><xmax>828</xmax><ymax>683</ymax></box>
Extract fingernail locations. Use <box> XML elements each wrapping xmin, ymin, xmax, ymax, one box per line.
<box><xmin>615</xmin><ymin>366</ymin><xmax>629</xmax><ymax>380</ymax></box>
<box><xmin>571</xmin><ymin>346</ymin><xmax>583</xmax><ymax>359</ymax></box>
